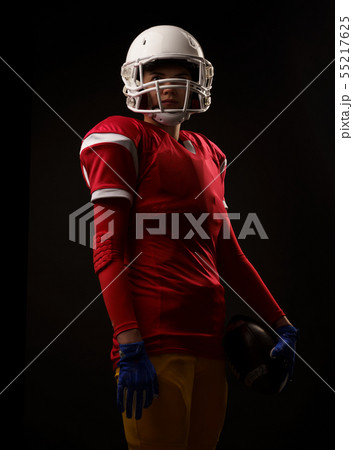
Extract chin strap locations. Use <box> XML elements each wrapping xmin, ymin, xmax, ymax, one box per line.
<box><xmin>150</xmin><ymin>111</ymin><xmax>191</xmax><ymax>126</ymax></box>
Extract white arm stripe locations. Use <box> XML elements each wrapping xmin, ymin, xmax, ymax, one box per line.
<box><xmin>80</xmin><ymin>132</ymin><xmax>139</xmax><ymax>176</ymax></box>
<box><xmin>91</xmin><ymin>188</ymin><xmax>133</xmax><ymax>205</ymax></box>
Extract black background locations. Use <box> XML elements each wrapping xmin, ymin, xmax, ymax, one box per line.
<box><xmin>1</xmin><ymin>2</ymin><xmax>334</xmax><ymax>449</ymax></box>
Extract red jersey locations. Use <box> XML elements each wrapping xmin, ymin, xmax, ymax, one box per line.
<box><xmin>80</xmin><ymin>115</ymin><xmax>229</xmax><ymax>362</ymax></box>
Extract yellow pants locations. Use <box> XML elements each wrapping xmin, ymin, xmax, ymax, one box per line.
<box><xmin>115</xmin><ymin>353</ymin><xmax>228</xmax><ymax>450</ymax></box>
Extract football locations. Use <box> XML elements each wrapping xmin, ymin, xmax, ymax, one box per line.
<box><xmin>223</xmin><ymin>315</ymin><xmax>289</xmax><ymax>394</ymax></box>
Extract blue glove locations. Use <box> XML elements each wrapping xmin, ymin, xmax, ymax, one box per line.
<box><xmin>270</xmin><ymin>325</ymin><xmax>299</xmax><ymax>383</ymax></box>
<box><xmin>117</xmin><ymin>341</ymin><xmax>159</xmax><ymax>420</ymax></box>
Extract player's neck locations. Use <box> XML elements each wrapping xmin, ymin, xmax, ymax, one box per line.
<box><xmin>144</xmin><ymin>116</ymin><xmax>181</xmax><ymax>141</ymax></box>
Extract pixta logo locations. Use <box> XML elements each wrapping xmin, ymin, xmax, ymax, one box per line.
<box><xmin>135</xmin><ymin>212</ymin><xmax>269</xmax><ymax>240</ymax></box>
<box><xmin>69</xmin><ymin>204</ymin><xmax>268</xmax><ymax>248</ymax></box>
<box><xmin>69</xmin><ymin>203</ymin><xmax>115</xmax><ymax>249</ymax></box>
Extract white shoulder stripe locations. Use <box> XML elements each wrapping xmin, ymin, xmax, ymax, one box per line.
<box><xmin>183</xmin><ymin>140</ymin><xmax>196</xmax><ymax>154</ymax></box>
<box><xmin>220</xmin><ymin>158</ymin><xmax>227</xmax><ymax>173</ymax></box>
<box><xmin>80</xmin><ymin>132</ymin><xmax>139</xmax><ymax>175</ymax></box>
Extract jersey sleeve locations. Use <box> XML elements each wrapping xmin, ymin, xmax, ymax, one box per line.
<box><xmin>217</xmin><ymin>216</ymin><xmax>285</xmax><ymax>326</ymax></box>
<box><xmin>79</xmin><ymin>116</ymin><xmax>141</xmax><ymax>206</ymax></box>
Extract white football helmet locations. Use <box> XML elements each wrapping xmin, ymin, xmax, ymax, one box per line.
<box><xmin>121</xmin><ymin>25</ymin><xmax>214</xmax><ymax>126</ymax></box>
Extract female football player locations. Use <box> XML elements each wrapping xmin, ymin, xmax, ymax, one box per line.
<box><xmin>79</xmin><ymin>25</ymin><xmax>298</xmax><ymax>450</ymax></box>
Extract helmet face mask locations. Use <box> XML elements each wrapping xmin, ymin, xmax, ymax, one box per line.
<box><xmin>121</xmin><ymin>26</ymin><xmax>214</xmax><ymax>126</ymax></box>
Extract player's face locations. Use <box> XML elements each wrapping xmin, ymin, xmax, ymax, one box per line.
<box><xmin>143</xmin><ymin>64</ymin><xmax>193</xmax><ymax>111</ymax></box>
